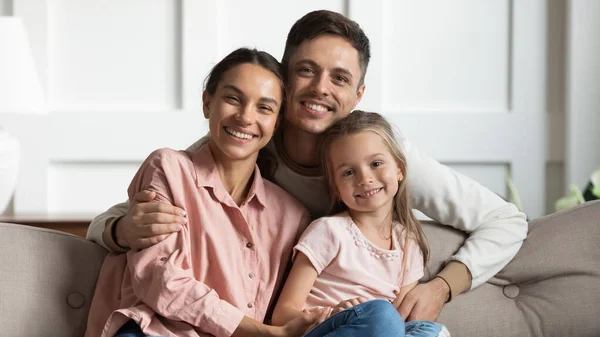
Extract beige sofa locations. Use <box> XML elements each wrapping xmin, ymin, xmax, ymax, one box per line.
<box><xmin>1</xmin><ymin>200</ymin><xmax>599</xmax><ymax>337</ymax></box>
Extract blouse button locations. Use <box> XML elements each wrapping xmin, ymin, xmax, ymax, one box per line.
<box><xmin>248</xmin><ymin>273</ymin><xmax>254</xmax><ymax>279</ymax></box>
<box><xmin>247</xmin><ymin>303</ymin><xmax>253</xmax><ymax>308</ymax></box>
<box><xmin>246</xmin><ymin>242</ymin><xmax>254</xmax><ymax>249</ymax></box>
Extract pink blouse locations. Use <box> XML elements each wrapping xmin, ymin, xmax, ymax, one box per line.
<box><xmin>86</xmin><ymin>145</ymin><xmax>309</xmax><ymax>337</ymax></box>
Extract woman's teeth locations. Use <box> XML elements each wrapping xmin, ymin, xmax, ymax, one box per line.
<box><xmin>225</xmin><ymin>127</ymin><xmax>253</xmax><ymax>140</ymax></box>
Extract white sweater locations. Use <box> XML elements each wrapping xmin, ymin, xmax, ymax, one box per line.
<box><xmin>86</xmin><ymin>138</ymin><xmax>527</xmax><ymax>289</ymax></box>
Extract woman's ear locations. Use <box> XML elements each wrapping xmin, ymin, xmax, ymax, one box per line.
<box><xmin>202</xmin><ymin>90</ymin><xmax>212</xmax><ymax>119</ymax></box>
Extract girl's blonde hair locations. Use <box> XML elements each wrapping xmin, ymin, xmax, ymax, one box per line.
<box><xmin>319</xmin><ymin>110</ymin><xmax>429</xmax><ymax>263</ymax></box>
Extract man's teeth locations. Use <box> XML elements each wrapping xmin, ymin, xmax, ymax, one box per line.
<box><xmin>225</xmin><ymin>127</ymin><xmax>253</xmax><ymax>140</ymax></box>
<box><xmin>359</xmin><ymin>188</ymin><xmax>382</xmax><ymax>197</ymax></box>
<box><xmin>304</xmin><ymin>102</ymin><xmax>328</xmax><ymax>112</ymax></box>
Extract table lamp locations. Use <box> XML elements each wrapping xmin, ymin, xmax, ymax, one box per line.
<box><xmin>0</xmin><ymin>17</ymin><xmax>46</xmax><ymax>213</ymax></box>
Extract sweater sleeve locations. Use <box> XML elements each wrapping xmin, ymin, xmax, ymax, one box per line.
<box><xmin>86</xmin><ymin>201</ymin><xmax>129</xmax><ymax>250</ymax></box>
<box><xmin>404</xmin><ymin>140</ymin><xmax>528</xmax><ymax>289</ymax></box>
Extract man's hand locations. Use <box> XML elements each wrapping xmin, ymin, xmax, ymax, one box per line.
<box><xmin>115</xmin><ymin>190</ymin><xmax>187</xmax><ymax>250</ymax></box>
<box><xmin>396</xmin><ymin>277</ymin><xmax>449</xmax><ymax>322</ymax></box>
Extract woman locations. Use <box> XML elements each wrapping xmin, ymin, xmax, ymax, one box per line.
<box><xmin>85</xmin><ymin>48</ymin><xmax>323</xmax><ymax>337</ymax></box>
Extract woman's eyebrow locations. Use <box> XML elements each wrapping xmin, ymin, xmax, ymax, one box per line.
<box><xmin>223</xmin><ymin>84</ymin><xmax>279</xmax><ymax>107</ymax></box>
<box><xmin>222</xmin><ymin>84</ymin><xmax>244</xmax><ymax>94</ymax></box>
<box><xmin>258</xmin><ymin>97</ymin><xmax>279</xmax><ymax>107</ymax></box>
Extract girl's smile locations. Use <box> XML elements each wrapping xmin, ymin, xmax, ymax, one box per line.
<box><xmin>356</xmin><ymin>187</ymin><xmax>383</xmax><ymax>198</ymax></box>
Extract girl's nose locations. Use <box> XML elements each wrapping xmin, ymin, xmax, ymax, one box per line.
<box><xmin>357</xmin><ymin>169</ymin><xmax>374</xmax><ymax>185</ymax></box>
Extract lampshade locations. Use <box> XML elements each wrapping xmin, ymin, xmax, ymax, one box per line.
<box><xmin>0</xmin><ymin>17</ymin><xmax>46</xmax><ymax>114</ymax></box>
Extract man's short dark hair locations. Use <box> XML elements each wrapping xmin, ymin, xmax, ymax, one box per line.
<box><xmin>282</xmin><ymin>10</ymin><xmax>371</xmax><ymax>87</ymax></box>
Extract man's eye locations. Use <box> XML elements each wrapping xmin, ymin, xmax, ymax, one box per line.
<box><xmin>226</xmin><ymin>96</ymin><xmax>240</xmax><ymax>103</ymax></box>
<box><xmin>334</xmin><ymin>75</ymin><xmax>349</xmax><ymax>83</ymax></box>
<box><xmin>299</xmin><ymin>68</ymin><xmax>314</xmax><ymax>74</ymax></box>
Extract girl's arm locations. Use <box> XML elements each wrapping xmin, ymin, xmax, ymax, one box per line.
<box><xmin>272</xmin><ymin>252</ymin><xmax>320</xmax><ymax>326</ymax></box>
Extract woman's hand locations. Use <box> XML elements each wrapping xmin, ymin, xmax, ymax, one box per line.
<box><xmin>272</xmin><ymin>308</ymin><xmax>330</xmax><ymax>337</ymax></box>
<box><xmin>331</xmin><ymin>297</ymin><xmax>367</xmax><ymax>315</ymax></box>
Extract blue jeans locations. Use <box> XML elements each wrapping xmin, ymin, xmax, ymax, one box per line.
<box><xmin>114</xmin><ymin>302</ymin><xmax>444</xmax><ymax>337</ymax></box>
<box><xmin>303</xmin><ymin>300</ymin><xmax>444</xmax><ymax>337</ymax></box>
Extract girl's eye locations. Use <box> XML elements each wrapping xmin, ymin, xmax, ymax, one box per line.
<box><xmin>342</xmin><ymin>169</ymin><xmax>354</xmax><ymax>177</ymax></box>
<box><xmin>371</xmin><ymin>161</ymin><xmax>383</xmax><ymax>168</ymax></box>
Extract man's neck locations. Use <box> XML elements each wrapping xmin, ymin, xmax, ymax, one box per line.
<box><xmin>281</xmin><ymin>120</ymin><xmax>321</xmax><ymax>167</ymax></box>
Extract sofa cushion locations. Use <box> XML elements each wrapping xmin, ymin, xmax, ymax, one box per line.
<box><xmin>424</xmin><ymin>200</ymin><xmax>600</xmax><ymax>336</ymax></box>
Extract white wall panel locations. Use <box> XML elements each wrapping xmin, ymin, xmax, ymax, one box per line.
<box><xmin>48</xmin><ymin>162</ymin><xmax>139</xmax><ymax>213</ymax></box>
<box><xmin>48</xmin><ymin>0</ymin><xmax>181</xmax><ymax>111</ymax></box>
<box><xmin>566</xmin><ymin>0</ymin><xmax>600</xmax><ymax>189</ymax></box>
<box><xmin>383</xmin><ymin>0</ymin><xmax>510</xmax><ymax>112</ymax></box>
<box><xmin>217</xmin><ymin>1</ymin><xmax>346</xmax><ymax>60</ymax></box>
<box><xmin>49</xmin><ymin>112</ymin><xmax>207</xmax><ymax>162</ymax></box>
<box><xmin>445</xmin><ymin>164</ymin><xmax>508</xmax><ymax>199</ymax></box>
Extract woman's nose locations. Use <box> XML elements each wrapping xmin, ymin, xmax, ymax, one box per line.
<box><xmin>236</xmin><ymin>105</ymin><xmax>256</xmax><ymax>124</ymax></box>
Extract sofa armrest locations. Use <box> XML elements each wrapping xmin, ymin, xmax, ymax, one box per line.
<box><xmin>0</xmin><ymin>222</ymin><xmax>108</xmax><ymax>337</ymax></box>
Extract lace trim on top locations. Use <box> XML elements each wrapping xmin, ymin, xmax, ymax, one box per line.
<box><xmin>346</xmin><ymin>221</ymin><xmax>402</xmax><ymax>261</ymax></box>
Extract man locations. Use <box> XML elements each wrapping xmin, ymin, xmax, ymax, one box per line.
<box><xmin>87</xmin><ymin>10</ymin><xmax>527</xmax><ymax>323</ymax></box>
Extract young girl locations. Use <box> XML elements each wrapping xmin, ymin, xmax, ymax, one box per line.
<box><xmin>85</xmin><ymin>48</ymin><xmax>326</xmax><ymax>337</ymax></box>
<box><xmin>272</xmin><ymin>110</ymin><xmax>450</xmax><ymax>337</ymax></box>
